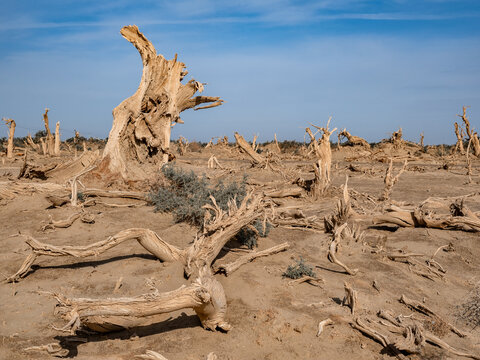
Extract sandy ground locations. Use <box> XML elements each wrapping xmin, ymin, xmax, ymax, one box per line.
<box><xmin>0</xmin><ymin>147</ymin><xmax>479</xmax><ymax>360</ymax></box>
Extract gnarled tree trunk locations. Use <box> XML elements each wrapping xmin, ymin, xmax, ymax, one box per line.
<box><xmin>101</xmin><ymin>25</ymin><xmax>223</xmax><ymax>180</ymax></box>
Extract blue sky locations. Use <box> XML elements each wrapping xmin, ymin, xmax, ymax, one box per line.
<box><xmin>1</xmin><ymin>0</ymin><xmax>480</xmax><ymax>144</ymax></box>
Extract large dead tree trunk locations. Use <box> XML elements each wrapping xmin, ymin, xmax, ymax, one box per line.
<box><xmin>43</xmin><ymin>108</ymin><xmax>55</xmax><ymax>156</ymax></box>
<box><xmin>2</xmin><ymin>118</ymin><xmax>15</xmax><ymax>158</ymax></box>
<box><xmin>305</xmin><ymin>117</ymin><xmax>337</xmax><ymax>192</ymax></box>
<box><xmin>101</xmin><ymin>25</ymin><xmax>223</xmax><ymax>180</ymax></box>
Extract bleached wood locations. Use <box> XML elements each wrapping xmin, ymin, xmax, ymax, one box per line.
<box><xmin>101</xmin><ymin>25</ymin><xmax>223</xmax><ymax>180</ymax></box>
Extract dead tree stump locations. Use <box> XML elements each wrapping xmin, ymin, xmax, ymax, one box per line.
<box><xmin>100</xmin><ymin>25</ymin><xmax>223</xmax><ymax>180</ymax></box>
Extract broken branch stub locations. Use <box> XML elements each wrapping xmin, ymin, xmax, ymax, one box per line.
<box><xmin>100</xmin><ymin>25</ymin><xmax>223</xmax><ymax>180</ymax></box>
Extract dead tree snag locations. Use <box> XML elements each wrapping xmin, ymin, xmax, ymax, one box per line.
<box><xmin>234</xmin><ymin>132</ymin><xmax>265</xmax><ymax>164</ymax></box>
<box><xmin>54</xmin><ymin>121</ymin><xmax>60</xmax><ymax>156</ymax></box>
<box><xmin>43</xmin><ymin>108</ymin><xmax>55</xmax><ymax>156</ymax></box>
<box><xmin>2</xmin><ymin>118</ymin><xmax>15</xmax><ymax>158</ymax></box>
<box><xmin>458</xmin><ymin>106</ymin><xmax>480</xmax><ymax>157</ymax></box>
<box><xmin>305</xmin><ymin>117</ymin><xmax>337</xmax><ymax>192</ymax></box>
<box><xmin>101</xmin><ymin>25</ymin><xmax>223</xmax><ymax>180</ymax></box>
<box><xmin>379</xmin><ymin>159</ymin><xmax>407</xmax><ymax>201</ymax></box>
<box><xmin>453</xmin><ymin>122</ymin><xmax>465</xmax><ymax>154</ymax></box>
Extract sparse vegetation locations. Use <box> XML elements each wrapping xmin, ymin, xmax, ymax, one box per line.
<box><xmin>283</xmin><ymin>257</ymin><xmax>316</xmax><ymax>279</ymax></box>
<box><xmin>149</xmin><ymin>164</ymin><xmax>248</xmax><ymax>228</ymax></box>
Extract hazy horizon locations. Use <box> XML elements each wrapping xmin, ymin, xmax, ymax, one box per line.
<box><xmin>1</xmin><ymin>0</ymin><xmax>479</xmax><ymax>145</ymax></box>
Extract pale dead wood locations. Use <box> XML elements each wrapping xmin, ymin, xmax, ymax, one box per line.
<box><xmin>466</xmin><ymin>137</ymin><xmax>474</xmax><ymax>184</ymax></box>
<box><xmin>399</xmin><ymin>294</ymin><xmax>466</xmax><ymax>337</ymax></box>
<box><xmin>288</xmin><ymin>275</ymin><xmax>323</xmax><ymax>287</ymax></box>
<box><xmin>454</xmin><ymin>122</ymin><xmax>466</xmax><ymax>154</ymax></box>
<box><xmin>24</xmin><ymin>342</ymin><xmax>69</xmax><ymax>357</ymax></box>
<box><xmin>458</xmin><ymin>106</ymin><xmax>480</xmax><ymax>157</ymax></box>
<box><xmin>264</xmin><ymin>186</ymin><xmax>303</xmax><ymax>198</ymax></box>
<box><xmin>351</xmin><ymin>318</ymin><xmax>408</xmax><ymax>360</ymax></box>
<box><xmin>215</xmin><ymin>242</ymin><xmax>289</xmax><ymax>276</ymax></box>
<box><xmin>25</xmin><ymin>133</ymin><xmax>40</xmax><ymax>152</ymax></box>
<box><xmin>135</xmin><ymin>350</ymin><xmax>169</xmax><ymax>360</ymax></box>
<box><xmin>343</xmin><ymin>282</ymin><xmax>358</xmax><ymax>315</ymax></box>
<box><xmin>425</xmin><ymin>332</ymin><xmax>480</xmax><ymax>360</ymax></box>
<box><xmin>43</xmin><ymin>108</ymin><xmax>55</xmax><ymax>156</ymax></box>
<box><xmin>327</xmin><ymin>224</ymin><xmax>358</xmax><ymax>275</ymax></box>
<box><xmin>419</xmin><ymin>131</ymin><xmax>424</xmax><ymax>148</ymax></box>
<box><xmin>177</xmin><ymin>136</ymin><xmax>189</xmax><ymax>155</ymax></box>
<box><xmin>40</xmin><ymin>137</ymin><xmax>47</xmax><ymax>155</ymax></box>
<box><xmin>305</xmin><ymin>117</ymin><xmax>337</xmax><ymax>192</ymax></box>
<box><xmin>234</xmin><ymin>132</ymin><xmax>265</xmax><ymax>164</ymax></box>
<box><xmin>274</xmin><ymin>133</ymin><xmax>281</xmax><ymax>153</ymax></box>
<box><xmin>316</xmin><ymin>318</ymin><xmax>333</xmax><ymax>337</ymax></box>
<box><xmin>52</xmin><ymin>268</ymin><xmax>229</xmax><ymax>333</ymax></box>
<box><xmin>324</xmin><ymin>175</ymin><xmax>353</xmax><ymax>233</ymax></box>
<box><xmin>42</xmin><ymin>212</ymin><xmax>82</xmax><ymax>231</ymax></box>
<box><xmin>207</xmin><ymin>154</ymin><xmax>224</xmax><ymax>169</ymax></box>
<box><xmin>373</xmin><ymin>200</ymin><xmax>480</xmax><ymax>232</ymax></box>
<box><xmin>338</xmin><ymin>128</ymin><xmax>370</xmax><ymax>148</ymax></box>
<box><xmin>54</xmin><ymin>121</ymin><xmax>60</xmax><ymax>156</ymax></box>
<box><xmin>379</xmin><ymin>159</ymin><xmax>408</xmax><ymax>201</ymax></box>
<box><xmin>2</xmin><ymin>118</ymin><xmax>15</xmax><ymax>158</ymax></box>
<box><xmin>100</xmin><ymin>25</ymin><xmax>223</xmax><ymax>180</ymax></box>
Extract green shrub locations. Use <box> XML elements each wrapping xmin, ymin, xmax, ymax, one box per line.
<box><xmin>149</xmin><ymin>164</ymin><xmax>248</xmax><ymax>228</ymax></box>
<box><xmin>283</xmin><ymin>257</ymin><xmax>316</xmax><ymax>279</ymax></box>
<box><xmin>236</xmin><ymin>219</ymin><xmax>272</xmax><ymax>249</ymax></box>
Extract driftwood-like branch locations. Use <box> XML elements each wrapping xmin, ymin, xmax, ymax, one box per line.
<box><xmin>24</xmin><ymin>342</ymin><xmax>69</xmax><ymax>357</ymax></box>
<box><xmin>327</xmin><ymin>224</ymin><xmax>358</xmax><ymax>275</ymax></box>
<box><xmin>288</xmin><ymin>275</ymin><xmax>324</xmax><ymax>287</ymax></box>
<box><xmin>338</xmin><ymin>128</ymin><xmax>370</xmax><ymax>148</ymax></box>
<box><xmin>379</xmin><ymin>159</ymin><xmax>407</xmax><ymax>201</ymax></box>
<box><xmin>5</xmin><ymin>229</ymin><xmax>184</xmax><ymax>283</ymax></box>
<box><xmin>425</xmin><ymin>332</ymin><xmax>480</xmax><ymax>360</ymax></box>
<box><xmin>234</xmin><ymin>132</ymin><xmax>265</xmax><ymax>164</ymax></box>
<box><xmin>399</xmin><ymin>294</ymin><xmax>466</xmax><ymax>337</ymax></box>
<box><xmin>215</xmin><ymin>242</ymin><xmax>289</xmax><ymax>276</ymax></box>
<box><xmin>207</xmin><ymin>155</ymin><xmax>224</xmax><ymax>169</ymax></box>
<box><xmin>373</xmin><ymin>201</ymin><xmax>480</xmax><ymax>232</ymax></box>
<box><xmin>316</xmin><ymin>318</ymin><xmax>333</xmax><ymax>337</ymax></box>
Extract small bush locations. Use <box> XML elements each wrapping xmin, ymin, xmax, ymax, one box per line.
<box><xmin>149</xmin><ymin>164</ymin><xmax>248</xmax><ymax>228</ymax></box>
<box><xmin>236</xmin><ymin>219</ymin><xmax>272</xmax><ymax>249</ymax></box>
<box><xmin>283</xmin><ymin>257</ymin><xmax>316</xmax><ymax>279</ymax></box>
<box><xmin>456</xmin><ymin>285</ymin><xmax>480</xmax><ymax>331</ymax></box>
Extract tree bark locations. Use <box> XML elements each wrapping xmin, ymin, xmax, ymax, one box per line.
<box><xmin>101</xmin><ymin>25</ymin><xmax>223</xmax><ymax>180</ymax></box>
<box><xmin>2</xmin><ymin>118</ymin><xmax>15</xmax><ymax>158</ymax></box>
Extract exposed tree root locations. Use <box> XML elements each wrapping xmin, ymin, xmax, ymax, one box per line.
<box><xmin>214</xmin><ymin>242</ymin><xmax>289</xmax><ymax>276</ymax></box>
<box><xmin>288</xmin><ymin>275</ymin><xmax>323</xmax><ymax>287</ymax></box>
<box><xmin>399</xmin><ymin>294</ymin><xmax>466</xmax><ymax>337</ymax></box>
